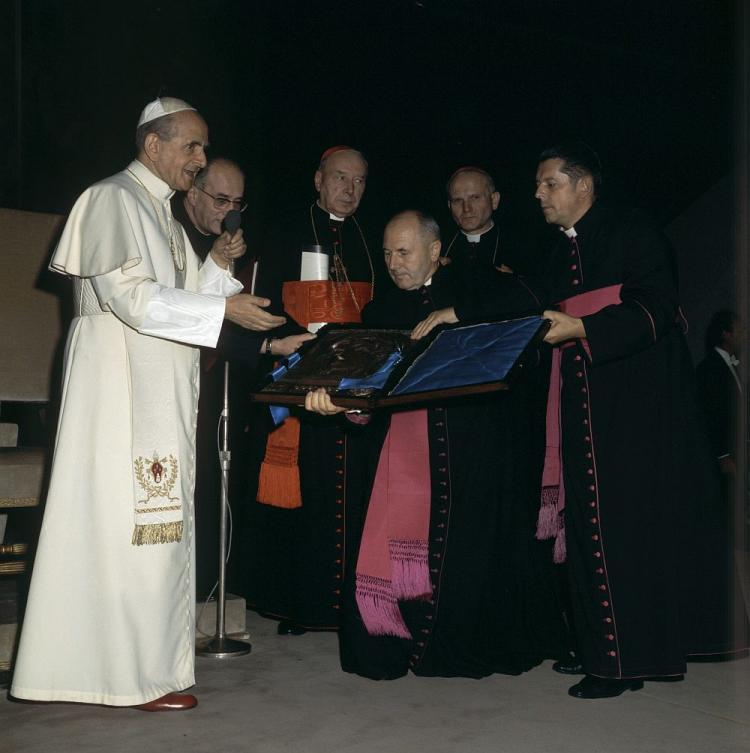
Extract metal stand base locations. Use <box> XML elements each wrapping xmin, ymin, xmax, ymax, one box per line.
<box><xmin>197</xmin><ymin>361</ymin><xmax>252</xmax><ymax>661</ymax></box>
<box><xmin>196</xmin><ymin>635</ymin><xmax>251</xmax><ymax>659</ymax></box>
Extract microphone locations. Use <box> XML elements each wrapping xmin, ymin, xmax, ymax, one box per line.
<box><xmin>223</xmin><ymin>209</ymin><xmax>242</xmax><ymax>236</ymax></box>
<box><xmin>222</xmin><ymin>210</ymin><xmax>242</xmax><ymax>276</ymax></box>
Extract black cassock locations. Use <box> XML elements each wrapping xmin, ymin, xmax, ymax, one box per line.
<box><xmin>240</xmin><ymin>202</ymin><xmax>377</xmax><ymax>628</ymax></box>
<box><xmin>539</xmin><ymin>201</ymin><xmax>748</xmax><ymax>679</ymax></box>
<box><xmin>339</xmin><ymin>263</ymin><xmax>567</xmax><ymax>678</ymax></box>
<box><xmin>170</xmin><ymin>196</ymin><xmax>264</xmax><ymax>599</ymax></box>
<box><xmin>254</xmin><ymin>201</ymin><xmax>378</xmax><ymax>311</ymax></box>
<box><xmin>441</xmin><ymin>224</ymin><xmax>504</xmax><ymax>269</ymax></box>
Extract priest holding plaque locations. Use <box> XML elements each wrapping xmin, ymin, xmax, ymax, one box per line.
<box><xmin>298</xmin><ymin>210</ymin><xmax>567</xmax><ymax>678</ymax></box>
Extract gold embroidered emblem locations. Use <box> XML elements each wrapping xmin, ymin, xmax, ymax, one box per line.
<box><xmin>134</xmin><ymin>452</ymin><xmax>180</xmax><ymax>504</ymax></box>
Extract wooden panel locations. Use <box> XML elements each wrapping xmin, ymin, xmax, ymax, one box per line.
<box><xmin>0</xmin><ymin>208</ymin><xmax>65</xmax><ymax>402</ymax></box>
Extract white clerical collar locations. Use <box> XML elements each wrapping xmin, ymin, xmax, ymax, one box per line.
<box><xmin>316</xmin><ymin>201</ymin><xmax>346</xmax><ymax>222</ymax></box>
<box><xmin>715</xmin><ymin>347</ymin><xmax>740</xmax><ymax>368</ymax></box>
<box><xmin>462</xmin><ymin>221</ymin><xmax>494</xmax><ymax>243</ymax></box>
<box><xmin>716</xmin><ymin>346</ymin><xmax>742</xmax><ymax>392</ymax></box>
<box><xmin>129</xmin><ymin>159</ymin><xmax>174</xmax><ymax>201</ymax></box>
<box><xmin>562</xmin><ymin>226</ymin><xmax>577</xmax><ymax>238</ymax></box>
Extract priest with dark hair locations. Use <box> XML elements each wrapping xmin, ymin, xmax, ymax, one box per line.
<box><xmin>531</xmin><ymin>142</ymin><xmax>748</xmax><ymax>698</ymax></box>
<box><xmin>406</xmin><ymin>142</ymin><xmax>749</xmax><ymax>698</ymax></box>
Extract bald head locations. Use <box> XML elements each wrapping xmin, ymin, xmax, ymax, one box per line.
<box><xmin>383</xmin><ymin>211</ymin><xmax>442</xmax><ymax>290</ymax></box>
<box><xmin>194</xmin><ymin>158</ymin><xmax>244</xmax><ymax>189</ymax></box>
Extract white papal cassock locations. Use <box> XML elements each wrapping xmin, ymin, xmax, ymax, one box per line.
<box><xmin>11</xmin><ymin>159</ymin><xmax>242</xmax><ymax>706</ymax></box>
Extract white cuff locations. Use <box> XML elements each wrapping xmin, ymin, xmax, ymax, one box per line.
<box><xmin>140</xmin><ymin>287</ymin><xmax>226</xmax><ymax>348</ymax></box>
<box><xmin>200</xmin><ymin>255</ymin><xmax>244</xmax><ymax>297</ymax></box>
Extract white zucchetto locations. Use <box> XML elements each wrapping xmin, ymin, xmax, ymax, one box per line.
<box><xmin>137</xmin><ymin>97</ymin><xmax>196</xmax><ymax>127</ymax></box>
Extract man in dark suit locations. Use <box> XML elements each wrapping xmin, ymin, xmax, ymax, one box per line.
<box><xmin>696</xmin><ymin>310</ymin><xmax>742</xmax><ymax>522</ymax></box>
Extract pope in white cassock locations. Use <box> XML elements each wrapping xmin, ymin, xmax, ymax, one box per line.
<box><xmin>10</xmin><ymin>97</ymin><xmax>285</xmax><ymax>711</ymax></box>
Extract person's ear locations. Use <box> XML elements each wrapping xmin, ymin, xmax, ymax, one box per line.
<box><xmin>143</xmin><ymin>132</ymin><xmax>161</xmax><ymax>163</ymax></box>
<box><xmin>578</xmin><ymin>176</ymin><xmax>593</xmax><ymax>197</ymax></box>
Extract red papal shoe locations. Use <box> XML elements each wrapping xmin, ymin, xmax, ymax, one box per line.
<box><xmin>134</xmin><ymin>693</ymin><xmax>198</xmax><ymax>711</ymax></box>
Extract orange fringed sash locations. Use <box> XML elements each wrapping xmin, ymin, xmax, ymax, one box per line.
<box><xmin>256</xmin><ymin>280</ymin><xmax>374</xmax><ymax>509</ymax></box>
<box><xmin>257</xmin><ymin>416</ymin><xmax>302</xmax><ymax>509</ymax></box>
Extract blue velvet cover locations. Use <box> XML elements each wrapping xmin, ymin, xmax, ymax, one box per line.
<box><xmin>336</xmin><ymin>316</ymin><xmax>543</xmax><ymax>396</ymax></box>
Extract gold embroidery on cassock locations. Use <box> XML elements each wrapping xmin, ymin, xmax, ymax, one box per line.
<box><xmin>132</xmin><ymin>452</ymin><xmax>183</xmax><ymax>546</ymax></box>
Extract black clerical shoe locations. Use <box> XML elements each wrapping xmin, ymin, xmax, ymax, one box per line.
<box><xmin>568</xmin><ymin>675</ymin><xmax>644</xmax><ymax>699</ymax></box>
<box><xmin>552</xmin><ymin>658</ymin><xmax>584</xmax><ymax>675</ymax></box>
<box><xmin>277</xmin><ymin>620</ymin><xmax>307</xmax><ymax>636</ymax></box>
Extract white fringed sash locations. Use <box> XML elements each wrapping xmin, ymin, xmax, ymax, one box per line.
<box><xmin>126</xmin><ymin>326</ymin><xmax>184</xmax><ymax>545</ymax></box>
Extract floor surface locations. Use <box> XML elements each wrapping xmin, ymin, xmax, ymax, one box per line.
<box><xmin>3</xmin><ymin>552</ymin><xmax>749</xmax><ymax>753</ymax></box>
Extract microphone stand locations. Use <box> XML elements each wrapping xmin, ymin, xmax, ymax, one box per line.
<box><xmin>197</xmin><ymin>254</ymin><xmax>251</xmax><ymax>659</ymax></box>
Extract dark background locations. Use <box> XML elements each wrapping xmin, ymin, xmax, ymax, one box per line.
<box><xmin>1</xmin><ymin>0</ymin><xmax>745</xmax><ymax>303</ymax></box>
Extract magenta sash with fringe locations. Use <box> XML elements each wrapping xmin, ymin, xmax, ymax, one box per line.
<box><xmin>537</xmin><ymin>284</ymin><xmax>622</xmax><ymax>562</ymax></box>
<box><xmin>355</xmin><ymin>410</ymin><xmax>433</xmax><ymax>638</ymax></box>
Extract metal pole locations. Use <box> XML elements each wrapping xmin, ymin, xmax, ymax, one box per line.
<box><xmin>196</xmin><ymin>360</ymin><xmax>251</xmax><ymax>658</ymax></box>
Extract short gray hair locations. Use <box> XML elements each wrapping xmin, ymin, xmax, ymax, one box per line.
<box><xmin>135</xmin><ymin>113</ymin><xmax>180</xmax><ymax>154</ymax></box>
<box><xmin>388</xmin><ymin>210</ymin><xmax>441</xmax><ymax>244</ymax></box>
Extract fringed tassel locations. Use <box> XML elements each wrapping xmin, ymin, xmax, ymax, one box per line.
<box><xmin>257</xmin><ymin>417</ymin><xmax>302</xmax><ymax>509</ymax></box>
<box><xmin>536</xmin><ymin>486</ymin><xmax>560</xmax><ymax>540</ymax></box>
<box><xmin>132</xmin><ymin>521</ymin><xmax>183</xmax><ymax>546</ymax></box>
<box><xmin>355</xmin><ymin>573</ymin><xmax>412</xmax><ymax>639</ymax></box>
<box><xmin>553</xmin><ymin>522</ymin><xmax>567</xmax><ymax>564</ymax></box>
<box><xmin>389</xmin><ymin>539</ymin><xmax>432</xmax><ymax>600</ymax></box>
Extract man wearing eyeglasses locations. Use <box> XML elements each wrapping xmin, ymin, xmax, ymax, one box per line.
<box><xmin>172</xmin><ymin>158</ymin><xmax>313</xmax><ymax>601</ymax></box>
<box><xmin>171</xmin><ymin>157</ymin><xmax>250</xmax><ymax>602</ymax></box>
<box><xmin>171</xmin><ymin>157</ymin><xmax>247</xmax><ymax>262</ymax></box>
